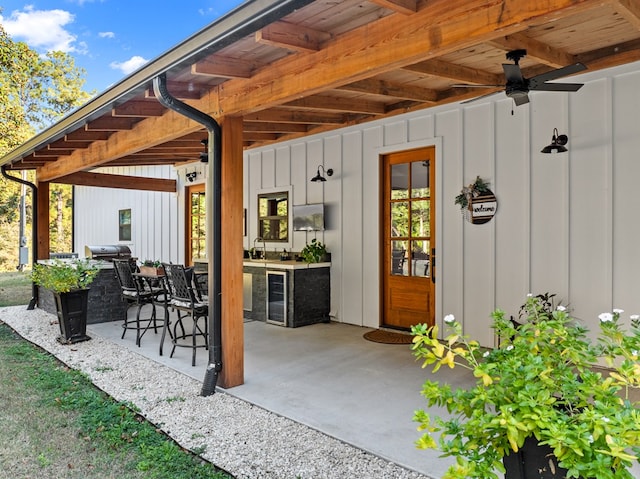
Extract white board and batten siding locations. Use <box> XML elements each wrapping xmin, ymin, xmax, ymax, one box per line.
<box><xmin>244</xmin><ymin>60</ymin><xmax>640</xmax><ymax>346</ymax></box>
<box><xmin>74</xmin><ymin>164</ymin><xmax>185</xmax><ymax>265</ymax></box>
<box><xmin>75</xmin><ymin>60</ymin><xmax>640</xmax><ymax>346</ymax></box>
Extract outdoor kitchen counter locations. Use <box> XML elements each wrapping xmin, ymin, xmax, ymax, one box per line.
<box><xmin>242</xmin><ymin>259</ymin><xmax>331</xmax><ymax>269</ymax></box>
<box><xmin>243</xmin><ymin>260</ymin><xmax>330</xmax><ymax>327</ymax></box>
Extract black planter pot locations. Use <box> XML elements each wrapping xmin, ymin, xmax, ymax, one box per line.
<box><xmin>54</xmin><ymin>289</ymin><xmax>91</xmax><ymax>344</ymax></box>
<box><xmin>504</xmin><ymin>436</ymin><xmax>569</xmax><ymax>479</ymax></box>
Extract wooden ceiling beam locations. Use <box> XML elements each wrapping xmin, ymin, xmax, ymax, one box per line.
<box><xmin>255</xmin><ymin>21</ymin><xmax>331</xmax><ymax>52</ymax></box>
<box><xmin>191</xmin><ymin>55</ymin><xmax>255</xmax><ymax>79</ymax></box>
<box><xmin>404</xmin><ymin>58</ymin><xmax>503</xmax><ymax>86</ymax></box>
<box><xmin>48</xmin><ymin>140</ymin><xmax>91</xmax><ymax>150</ymax></box>
<box><xmin>576</xmin><ymin>38</ymin><xmax>640</xmax><ymax>69</ymax></box>
<box><xmin>217</xmin><ymin>0</ymin><xmax>604</xmax><ymax>115</ymax></box>
<box><xmin>336</xmin><ymin>79</ymin><xmax>439</xmax><ymax>102</ymax></box>
<box><xmin>609</xmin><ymin>0</ymin><xmax>640</xmax><ymax>29</ymax></box>
<box><xmin>243</xmin><ymin>132</ymin><xmax>280</xmax><ymax>142</ymax></box>
<box><xmin>37</xmin><ymin>104</ymin><xmax>208</xmax><ymax>181</ymax></box>
<box><xmin>284</xmin><ymin>95</ymin><xmax>387</xmax><ymax>114</ymax></box>
<box><xmin>55</xmin><ymin>171</ymin><xmax>177</xmax><ymax>192</ymax></box>
<box><xmin>369</xmin><ymin>0</ymin><xmax>418</xmax><ymax>15</ymax></box>
<box><xmin>112</xmin><ymin>100</ymin><xmax>165</xmax><ymax>117</ymax></box>
<box><xmin>65</xmin><ymin>129</ymin><xmax>111</xmax><ymax>142</ymax></box>
<box><xmin>489</xmin><ymin>33</ymin><xmax>577</xmax><ymax>68</ymax></box>
<box><xmin>86</xmin><ymin>117</ymin><xmax>138</xmax><ymax>131</ymax></box>
<box><xmin>243</xmin><ymin>109</ymin><xmax>346</xmax><ymax>124</ymax></box>
<box><xmin>243</xmin><ymin>122</ymin><xmax>309</xmax><ymax>133</ymax></box>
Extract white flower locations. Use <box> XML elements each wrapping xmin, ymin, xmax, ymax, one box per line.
<box><xmin>506</xmin><ymin>345</ymin><xmax>514</xmax><ymax>351</ymax></box>
<box><xmin>631</xmin><ymin>314</ymin><xmax>639</xmax><ymax>321</ymax></box>
<box><xmin>526</xmin><ymin>293</ymin><xmax>533</xmax><ymax>297</ymax></box>
<box><xmin>443</xmin><ymin>314</ymin><xmax>455</xmax><ymax>324</ymax></box>
<box><xmin>599</xmin><ymin>312</ymin><xmax>614</xmax><ymax>323</ymax></box>
<box><xmin>557</xmin><ymin>305</ymin><xmax>567</xmax><ymax>312</ymax></box>
<box><xmin>602</xmin><ymin>417</ymin><xmax>610</xmax><ymax>423</ymax></box>
<box><xmin>483</xmin><ymin>351</ymin><xmax>490</xmax><ymax>358</ymax></box>
<box><xmin>588</xmin><ymin>435</ymin><xmax>594</xmax><ymax>443</ymax></box>
<box><xmin>613</xmin><ymin>308</ymin><xmax>624</xmax><ymax>314</ymax></box>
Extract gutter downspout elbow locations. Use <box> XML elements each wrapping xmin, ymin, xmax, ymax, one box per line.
<box><xmin>1</xmin><ymin>165</ymin><xmax>38</xmax><ymax>310</ymax></box>
<box><xmin>152</xmin><ymin>73</ymin><xmax>222</xmax><ymax>396</ymax></box>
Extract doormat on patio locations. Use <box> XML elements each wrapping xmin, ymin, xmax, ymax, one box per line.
<box><xmin>363</xmin><ymin>329</ymin><xmax>413</xmax><ymax>344</ymax></box>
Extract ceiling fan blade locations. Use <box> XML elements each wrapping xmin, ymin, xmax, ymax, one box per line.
<box><xmin>530</xmin><ymin>82</ymin><xmax>584</xmax><ymax>92</ymax></box>
<box><xmin>529</xmin><ymin>63</ymin><xmax>587</xmax><ymax>84</ymax></box>
<box><xmin>503</xmin><ymin>63</ymin><xmax>524</xmax><ymax>83</ymax></box>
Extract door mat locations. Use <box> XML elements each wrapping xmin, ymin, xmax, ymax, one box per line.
<box><xmin>363</xmin><ymin>329</ymin><xmax>413</xmax><ymax>344</ymax></box>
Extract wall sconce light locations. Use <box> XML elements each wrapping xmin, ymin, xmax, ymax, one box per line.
<box><xmin>310</xmin><ymin>165</ymin><xmax>333</xmax><ymax>182</ymax></box>
<box><xmin>186</xmin><ymin>171</ymin><xmax>197</xmax><ymax>182</ymax></box>
<box><xmin>541</xmin><ymin>128</ymin><xmax>569</xmax><ymax>154</ymax></box>
<box><xmin>199</xmin><ymin>139</ymin><xmax>208</xmax><ymax>162</ymax></box>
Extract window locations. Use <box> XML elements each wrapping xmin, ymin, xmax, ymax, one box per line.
<box><xmin>258</xmin><ymin>191</ymin><xmax>288</xmax><ymax>242</ymax></box>
<box><xmin>187</xmin><ymin>184</ymin><xmax>206</xmax><ymax>264</ymax></box>
<box><xmin>119</xmin><ymin>209</ymin><xmax>131</xmax><ymax>241</ymax></box>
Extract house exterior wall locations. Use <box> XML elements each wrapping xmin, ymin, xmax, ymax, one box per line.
<box><xmin>73</xmin><ymin>164</ymin><xmax>186</xmax><ymax>264</ymax></box>
<box><xmin>73</xmin><ymin>60</ymin><xmax>640</xmax><ymax>346</ymax></box>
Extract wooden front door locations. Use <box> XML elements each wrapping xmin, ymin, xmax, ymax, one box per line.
<box><xmin>186</xmin><ymin>183</ymin><xmax>206</xmax><ymax>266</ymax></box>
<box><xmin>381</xmin><ymin>147</ymin><xmax>435</xmax><ymax>329</ymax></box>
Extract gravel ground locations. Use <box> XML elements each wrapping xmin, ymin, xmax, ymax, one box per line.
<box><xmin>0</xmin><ymin>306</ymin><xmax>433</xmax><ymax>479</ymax></box>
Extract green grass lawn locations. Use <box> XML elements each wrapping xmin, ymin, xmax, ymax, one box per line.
<box><xmin>0</xmin><ymin>270</ymin><xmax>33</xmax><ymax>306</ymax></box>
<box><xmin>0</xmin><ymin>322</ymin><xmax>232</xmax><ymax>479</ymax></box>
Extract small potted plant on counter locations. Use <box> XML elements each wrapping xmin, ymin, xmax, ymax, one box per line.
<box><xmin>140</xmin><ymin>260</ymin><xmax>164</xmax><ymax>276</ymax></box>
<box><xmin>299</xmin><ymin>238</ymin><xmax>328</xmax><ymax>263</ymax></box>
<box><xmin>411</xmin><ymin>293</ymin><xmax>640</xmax><ymax>479</ymax></box>
<box><xmin>31</xmin><ymin>259</ymin><xmax>99</xmax><ymax>344</ymax></box>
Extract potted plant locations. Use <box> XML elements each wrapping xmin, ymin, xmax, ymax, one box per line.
<box><xmin>31</xmin><ymin>259</ymin><xmax>99</xmax><ymax>344</ymax></box>
<box><xmin>411</xmin><ymin>293</ymin><xmax>640</xmax><ymax>479</ymax></box>
<box><xmin>299</xmin><ymin>238</ymin><xmax>328</xmax><ymax>263</ymax></box>
<box><xmin>140</xmin><ymin>259</ymin><xmax>164</xmax><ymax>276</ymax></box>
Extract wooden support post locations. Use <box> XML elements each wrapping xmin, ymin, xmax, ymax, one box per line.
<box><xmin>218</xmin><ymin>115</ymin><xmax>244</xmax><ymax>388</ymax></box>
<box><xmin>35</xmin><ymin>179</ymin><xmax>50</xmax><ymax>260</ymax></box>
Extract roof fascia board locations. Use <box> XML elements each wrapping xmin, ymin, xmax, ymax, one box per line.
<box><xmin>0</xmin><ymin>0</ymin><xmax>314</xmax><ymax>168</ymax></box>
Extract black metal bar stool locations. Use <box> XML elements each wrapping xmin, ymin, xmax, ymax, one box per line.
<box><xmin>162</xmin><ymin>263</ymin><xmax>209</xmax><ymax>366</ymax></box>
<box><xmin>112</xmin><ymin>259</ymin><xmax>164</xmax><ymax>347</ymax></box>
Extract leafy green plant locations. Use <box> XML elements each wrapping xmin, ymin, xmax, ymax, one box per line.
<box><xmin>30</xmin><ymin>259</ymin><xmax>99</xmax><ymax>293</ymax></box>
<box><xmin>454</xmin><ymin>176</ymin><xmax>491</xmax><ymax>211</ymax></box>
<box><xmin>411</xmin><ymin>294</ymin><xmax>640</xmax><ymax>479</ymax></box>
<box><xmin>299</xmin><ymin>238</ymin><xmax>327</xmax><ymax>263</ymax></box>
<box><xmin>142</xmin><ymin>260</ymin><xmax>162</xmax><ymax>267</ymax></box>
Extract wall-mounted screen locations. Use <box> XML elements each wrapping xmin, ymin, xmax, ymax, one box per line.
<box><xmin>293</xmin><ymin>203</ymin><xmax>325</xmax><ymax>231</ymax></box>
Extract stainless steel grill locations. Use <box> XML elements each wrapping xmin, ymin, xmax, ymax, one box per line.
<box><xmin>84</xmin><ymin>245</ymin><xmax>132</xmax><ymax>261</ymax></box>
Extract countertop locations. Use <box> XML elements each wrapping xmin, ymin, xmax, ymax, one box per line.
<box><xmin>243</xmin><ymin>259</ymin><xmax>330</xmax><ymax>270</ymax></box>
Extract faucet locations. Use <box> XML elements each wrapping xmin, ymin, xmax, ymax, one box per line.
<box><xmin>253</xmin><ymin>237</ymin><xmax>266</xmax><ymax>259</ymax></box>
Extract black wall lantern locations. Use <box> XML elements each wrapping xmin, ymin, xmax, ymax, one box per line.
<box><xmin>541</xmin><ymin>128</ymin><xmax>569</xmax><ymax>154</ymax></box>
<box><xmin>310</xmin><ymin>165</ymin><xmax>333</xmax><ymax>182</ymax></box>
<box><xmin>199</xmin><ymin>139</ymin><xmax>208</xmax><ymax>162</ymax></box>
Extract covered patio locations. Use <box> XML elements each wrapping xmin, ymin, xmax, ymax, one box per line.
<box><xmin>88</xmin><ymin>312</ymin><xmax>455</xmax><ymax>477</ymax></box>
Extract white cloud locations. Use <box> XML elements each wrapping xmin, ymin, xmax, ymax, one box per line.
<box><xmin>110</xmin><ymin>55</ymin><xmax>148</xmax><ymax>75</ymax></box>
<box><xmin>99</xmin><ymin>31</ymin><xmax>115</xmax><ymax>39</ymax></box>
<box><xmin>0</xmin><ymin>6</ymin><xmax>81</xmax><ymax>53</ymax></box>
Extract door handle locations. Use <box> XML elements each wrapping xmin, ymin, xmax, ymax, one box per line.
<box><xmin>431</xmin><ymin>248</ymin><xmax>436</xmax><ymax>284</ymax></box>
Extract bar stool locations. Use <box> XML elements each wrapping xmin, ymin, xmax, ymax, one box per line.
<box><xmin>112</xmin><ymin>259</ymin><xmax>164</xmax><ymax>346</ymax></box>
<box><xmin>162</xmin><ymin>263</ymin><xmax>209</xmax><ymax>366</ymax></box>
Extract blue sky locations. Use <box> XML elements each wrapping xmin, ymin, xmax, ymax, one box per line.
<box><xmin>0</xmin><ymin>1</ymin><xmax>245</xmax><ymax>93</ymax></box>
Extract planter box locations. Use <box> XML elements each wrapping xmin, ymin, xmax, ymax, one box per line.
<box><xmin>54</xmin><ymin>289</ymin><xmax>91</xmax><ymax>344</ymax></box>
<box><xmin>504</xmin><ymin>436</ymin><xmax>569</xmax><ymax>479</ymax></box>
<box><xmin>140</xmin><ymin>265</ymin><xmax>165</xmax><ymax>276</ymax></box>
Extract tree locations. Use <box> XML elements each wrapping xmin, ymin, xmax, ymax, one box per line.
<box><xmin>0</xmin><ymin>20</ymin><xmax>94</xmax><ymax>271</ymax></box>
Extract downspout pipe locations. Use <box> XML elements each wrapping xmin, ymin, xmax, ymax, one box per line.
<box><xmin>1</xmin><ymin>165</ymin><xmax>38</xmax><ymax>310</ymax></box>
<box><xmin>152</xmin><ymin>73</ymin><xmax>222</xmax><ymax>396</ymax></box>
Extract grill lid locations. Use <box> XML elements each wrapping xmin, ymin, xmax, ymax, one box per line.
<box><xmin>85</xmin><ymin>245</ymin><xmax>132</xmax><ymax>259</ymax></box>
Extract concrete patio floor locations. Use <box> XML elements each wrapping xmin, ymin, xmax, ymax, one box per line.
<box><xmin>89</xmin><ymin>311</ymin><xmax>461</xmax><ymax>478</ymax></box>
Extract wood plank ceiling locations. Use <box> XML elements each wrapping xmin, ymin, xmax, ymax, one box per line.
<box><xmin>4</xmin><ymin>0</ymin><xmax>640</xmax><ymax>186</ymax></box>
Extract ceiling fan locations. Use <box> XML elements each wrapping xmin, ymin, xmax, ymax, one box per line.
<box><xmin>455</xmin><ymin>49</ymin><xmax>587</xmax><ymax>106</ymax></box>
